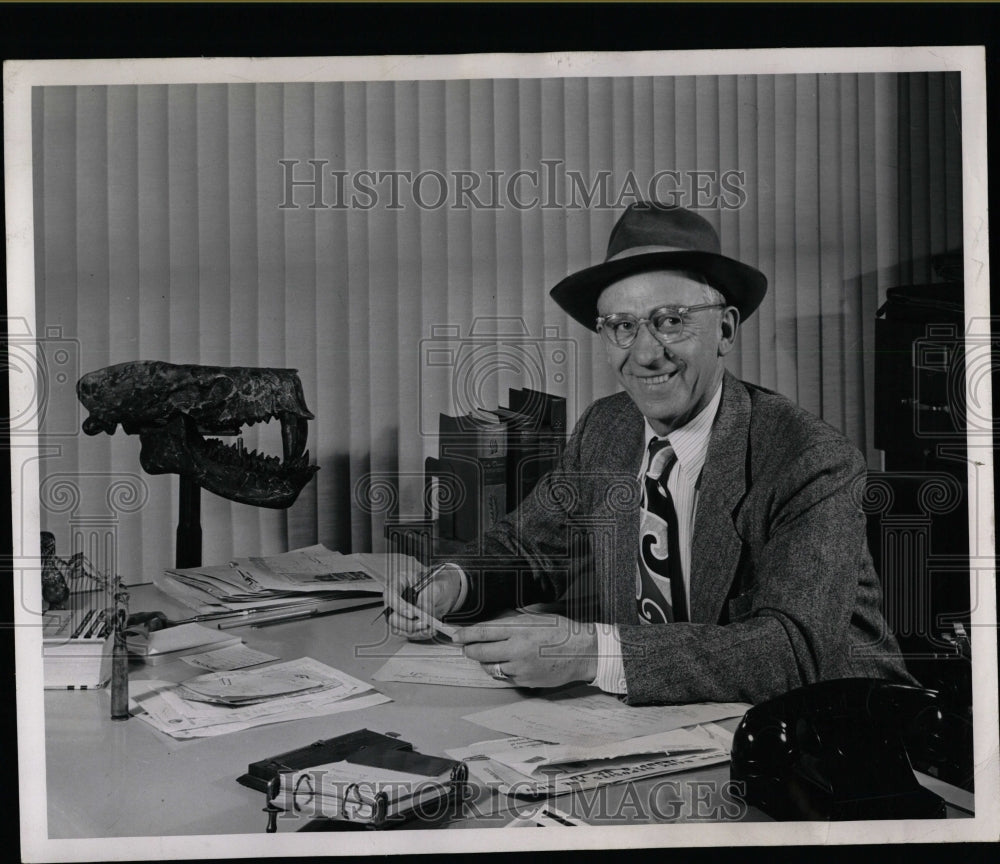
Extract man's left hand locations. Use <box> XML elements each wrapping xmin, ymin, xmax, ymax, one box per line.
<box><xmin>452</xmin><ymin>614</ymin><xmax>599</xmax><ymax>688</ymax></box>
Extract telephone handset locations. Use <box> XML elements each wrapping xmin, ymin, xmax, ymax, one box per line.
<box><xmin>730</xmin><ymin>678</ymin><xmax>948</xmax><ymax>820</ymax></box>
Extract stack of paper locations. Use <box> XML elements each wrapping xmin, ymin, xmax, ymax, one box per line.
<box><xmin>152</xmin><ymin>544</ymin><xmax>404</xmax><ymax>618</ymax></box>
<box><xmin>125</xmin><ymin>622</ymin><xmax>242</xmax><ymax>666</ymax></box>
<box><xmin>447</xmin><ymin>687</ymin><xmax>749</xmax><ymax>797</ymax></box>
<box><xmin>178</xmin><ymin>661</ymin><xmax>338</xmax><ymax>705</ymax></box>
<box><xmin>447</xmin><ymin>725</ymin><xmax>735</xmax><ymax>796</ymax></box>
<box><xmin>129</xmin><ymin>657</ymin><xmax>391</xmax><ymax>739</ymax></box>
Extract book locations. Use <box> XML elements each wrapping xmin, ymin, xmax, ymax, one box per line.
<box><xmin>243</xmin><ymin>729</ymin><xmax>467</xmax><ymax>828</ymax></box>
<box><xmin>423</xmin><ymin>456</ymin><xmax>454</xmax><ymax>541</ymax></box>
<box><xmin>487</xmin><ymin>406</ymin><xmax>560</xmax><ymax>510</ymax></box>
<box><xmin>238</xmin><ymin>729</ymin><xmax>411</xmax><ymax>794</ymax></box>
<box><xmin>496</xmin><ymin>388</ymin><xmax>568</xmax><ymax>507</ymax></box>
<box><xmin>438</xmin><ymin>412</ymin><xmax>507</xmax><ymax>541</ymax></box>
<box><xmin>272</xmin><ymin>751</ymin><xmax>465</xmax><ymax>826</ymax></box>
<box><xmin>42</xmin><ymin>605</ymin><xmax>113</xmax><ymax>689</ymax></box>
<box><xmin>509</xmin><ymin>387</ymin><xmax>567</xmax><ymax>438</ymax></box>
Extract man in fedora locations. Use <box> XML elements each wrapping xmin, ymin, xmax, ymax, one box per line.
<box><xmin>390</xmin><ymin>202</ymin><xmax>912</xmax><ymax>705</ymax></box>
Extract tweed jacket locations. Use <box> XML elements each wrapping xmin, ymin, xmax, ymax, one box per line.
<box><xmin>446</xmin><ymin>371</ymin><xmax>914</xmax><ymax>705</ymax></box>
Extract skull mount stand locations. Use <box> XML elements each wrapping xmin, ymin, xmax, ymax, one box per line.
<box><xmin>175</xmin><ymin>423</ymin><xmax>240</xmax><ymax>569</ymax></box>
<box><xmin>176</xmin><ymin>474</ymin><xmax>202</xmax><ymax>569</ymax></box>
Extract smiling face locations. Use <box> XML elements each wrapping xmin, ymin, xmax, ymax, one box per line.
<box><xmin>597</xmin><ymin>270</ymin><xmax>739</xmax><ymax>435</ymax></box>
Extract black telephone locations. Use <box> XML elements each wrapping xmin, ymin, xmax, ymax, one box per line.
<box><xmin>730</xmin><ymin>678</ymin><xmax>949</xmax><ymax>820</ymax></box>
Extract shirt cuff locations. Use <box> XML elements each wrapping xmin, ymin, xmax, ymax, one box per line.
<box><xmin>438</xmin><ymin>562</ymin><xmax>468</xmax><ymax>615</ymax></box>
<box><xmin>591</xmin><ymin>623</ymin><xmax>627</xmax><ymax>694</ymax></box>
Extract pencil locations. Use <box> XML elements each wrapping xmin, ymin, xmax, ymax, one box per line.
<box><xmin>70</xmin><ymin>609</ymin><xmax>96</xmax><ymax>639</ymax></box>
<box><xmin>83</xmin><ymin>608</ymin><xmax>107</xmax><ymax>639</ymax></box>
<box><xmin>371</xmin><ymin>565</ymin><xmax>443</xmax><ymax>624</ymax></box>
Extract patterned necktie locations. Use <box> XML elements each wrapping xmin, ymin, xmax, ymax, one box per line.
<box><xmin>636</xmin><ymin>438</ymin><xmax>688</xmax><ymax>624</ymax></box>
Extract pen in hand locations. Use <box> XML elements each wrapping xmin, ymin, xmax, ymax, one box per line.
<box><xmin>371</xmin><ymin>565</ymin><xmax>442</xmax><ymax>625</ymax></box>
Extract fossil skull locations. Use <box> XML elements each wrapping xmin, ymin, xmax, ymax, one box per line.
<box><xmin>77</xmin><ymin>361</ymin><xmax>319</xmax><ymax>508</ymax></box>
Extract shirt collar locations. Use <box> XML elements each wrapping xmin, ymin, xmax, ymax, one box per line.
<box><xmin>642</xmin><ymin>381</ymin><xmax>723</xmax><ymax>482</ymax></box>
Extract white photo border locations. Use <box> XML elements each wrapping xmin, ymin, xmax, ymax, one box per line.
<box><xmin>5</xmin><ymin>46</ymin><xmax>996</xmax><ymax>861</ymax></box>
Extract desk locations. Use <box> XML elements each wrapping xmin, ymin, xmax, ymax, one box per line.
<box><xmin>43</xmin><ymin>585</ymin><xmax>969</xmax><ymax>838</ymax></box>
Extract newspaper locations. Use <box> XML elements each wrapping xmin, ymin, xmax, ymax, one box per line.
<box><xmin>156</xmin><ymin>545</ymin><xmax>391</xmax><ymax>611</ymax></box>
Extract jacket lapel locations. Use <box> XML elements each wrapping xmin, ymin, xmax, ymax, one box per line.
<box><xmin>689</xmin><ymin>372</ymin><xmax>750</xmax><ymax>623</ymax></box>
<box><xmin>600</xmin><ymin>404</ymin><xmax>644</xmax><ymax>626</ymax></box>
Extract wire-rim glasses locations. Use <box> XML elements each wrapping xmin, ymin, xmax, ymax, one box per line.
<box><xmin>595</xmin><ymin>303</ymin><xmax>726</xmax><ymax>348</ymax></box>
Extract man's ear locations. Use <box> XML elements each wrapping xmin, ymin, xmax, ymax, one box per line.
<box><xmin>717</xmin><ymin>306</ymin><xmax>740</xmax><ymax>357</ymax></box>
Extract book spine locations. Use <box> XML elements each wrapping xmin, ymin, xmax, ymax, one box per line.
<box><xmin>424</xmin><ymin>456</ymin><xmax>454</xmax><ymax>541</ymax></box>
<box><xmin>475</xmin><ymin>420</ymin><xmax>506</xmax><ymax>536</ymax></box>
<box><xmin>507</xmin><ymin>388</ymin><xmax>543</xmax><ymax>429</ymax></box>
<box><xmin>439</xmin><ymin>413</ymin><xmax>507</xmax><ymax>541</ymax></box>
<box><xmin>543</xmin><ymin>394</ymin><xmax>567</xmax><ymax>467</ymax></box>
<box><xmin>437</xmin><ymin>457</ymin><xmax>477</xmax><ymax>542</ymax></box>
<box><xmin>479</xmin><ymin>452</ymin><xmax>506</xmax><ymax>537</ymax></box>
<box><xmin>502</xmin><ymin>418</ymin><xmax>529</xmax><ymax>510</ymax></box>
<box><xmin>494</xmin><ymin>409</ymin><xmax>534</xmax><ymax>510</ymax></box>
<box><xmin>545</xmin><ymin>393</ymin><xmax>567</xmax><ymax>437</ymax></box>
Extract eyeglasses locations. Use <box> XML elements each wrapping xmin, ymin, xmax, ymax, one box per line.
<box><xmin>595</xmin><ymin>303</ymin><xmax>726</xmax><ymax>348</ymax></box>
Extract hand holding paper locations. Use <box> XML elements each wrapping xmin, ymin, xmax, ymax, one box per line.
<box><xmin>453</xmin><ymin>613</ymin><xmax>599</xmax><ymax>688</ymax></box>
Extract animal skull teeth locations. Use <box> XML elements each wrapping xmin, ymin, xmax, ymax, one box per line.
<box><xmin>76</xmin><ymin>361</ymin><xmax>319</xmax><ymax>508</ymax></box>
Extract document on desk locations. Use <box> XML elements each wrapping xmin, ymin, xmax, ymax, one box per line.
<box><xmin>372</xmin><ymin>642</ymin><xmax>518</xmax><ymax>688</ymax></box>
<box><xmin>351</xmin><ymin>552</ymin><xmax>425</xmax><ymax>587</ymax></box>
<box><xmin>465</xmin><ymin>727</ymin><xmax>716</xmax><ymax>774</ymax></box>
<box><xmin>180</xmin><ymin>643</ymin><xmax>279</xmax><ymax>671</ymax></box>
<box><xmin>445</xmin><ymin>727</ymin><xmax>731</xmax><ymax>797</ymax></box>
<box><xmin>134</xmin><ymin>687</ymin><xmax>391</xmax><ymax>740</ymax></box>
<box><xmin>177</xmin><ymin>658</ymin><xmax>343</xmax><ymax>705</ymax></box>
<box><xmin>129</xmin><ymin>658</ymin><xmax>391</xmax><ymax>739</ymax></box>
<box><xmin>230</xmin><ymin>545</ymin><xmax>383</xmax><ymax>591</ymax></box>
<box><xmin>156</xmin><ymin>544</ymin><xmax>393</xmax><ymax>613</ymax></box>
<box><xmin>463</xmin><ymin>686</ymin><xmax>750</xmax><ymax>747</ymax></box>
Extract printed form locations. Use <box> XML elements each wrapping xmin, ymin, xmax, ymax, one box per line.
<box><xmin>464</xmin><ymin>686</ymin><xmax>750</xmax><ymax>747</ymax></box>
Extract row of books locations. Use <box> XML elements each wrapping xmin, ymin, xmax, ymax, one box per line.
<box><xmin>426</xmin><ymin>387</ymin><xmax>566</xmax><ymax>543</ymax></box>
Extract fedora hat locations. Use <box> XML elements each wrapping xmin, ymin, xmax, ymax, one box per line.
<box><xmin>550</xmin><ymin>202</ymin><xmax>767</xmax><ymax>330</ymax></box>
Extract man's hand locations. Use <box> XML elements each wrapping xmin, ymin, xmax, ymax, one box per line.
<box><xmin>452</xmin><ymin>614</ymin><xmax>599</xmax><ymax>688</ymax></box>
<box><xmin>387</xmin><ymin>563</ymin><xmax>462</xmax><ymax>640</ymax></box>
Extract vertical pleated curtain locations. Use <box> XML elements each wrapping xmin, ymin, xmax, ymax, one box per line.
<box><xmin>32</xmin><ymin>72</ymin><xmax>963</xmax><ymax>581</ymax></box>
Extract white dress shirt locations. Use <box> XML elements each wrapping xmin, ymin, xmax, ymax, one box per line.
<box><xmin>590</xmin><ymin>382</ymin><xmax>722</xmax><ymax>694</ymax></box>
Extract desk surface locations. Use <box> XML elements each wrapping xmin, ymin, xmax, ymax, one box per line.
<box><xmin>43</xmin><ymin>586</ymin><xmax>968</xmax><ymax>839</ymax></box>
